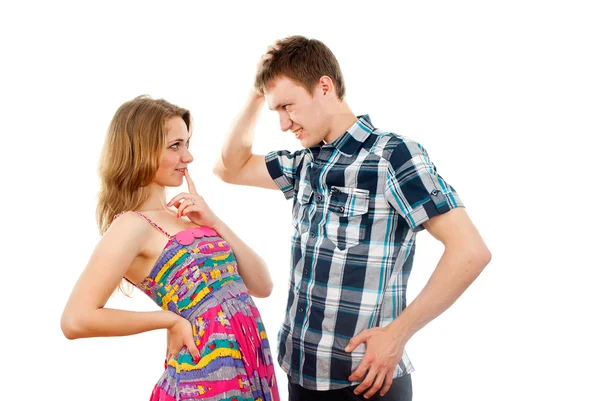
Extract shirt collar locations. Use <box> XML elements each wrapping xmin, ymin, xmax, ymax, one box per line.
<box><xmin>327</xmin><ymin>114</ymin><xmax>375</xmax><ymax>157</ymax></box>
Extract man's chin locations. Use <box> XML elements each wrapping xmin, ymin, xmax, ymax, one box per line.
<box><xmin>301</xmin><ymin>138</ymin><xmax>321</xmax><ymax>148</ymax></box>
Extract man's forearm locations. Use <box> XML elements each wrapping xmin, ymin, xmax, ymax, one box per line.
<box><xmin>387</xmin><ymin>244</ymin><xmax>490</xmax><ymax>345</ymax></box>
<box><xmin>216</xmin><ymin>90</ymin><xmax>265</xmax><ymax>176</ymax></box>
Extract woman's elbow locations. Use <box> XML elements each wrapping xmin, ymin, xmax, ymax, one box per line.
<box><xmin>254</xmin><ymin>287</ymin><xmax>273</xmax><ymax>299</ymax></box>
<box><xmin>263</xmin><ymin>283</ymin><xmax>274</xmax><ymax>298</ymax></box>
<box><xmin>250</xmin><ymin>281</ymin><xmax>273</xmax><ymax>298</ymax></box>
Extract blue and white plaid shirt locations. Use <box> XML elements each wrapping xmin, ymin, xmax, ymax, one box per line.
<box><xmin>265</xmin><ymin>115</ymin><xmax>464</xmax><ymax>390</ymax></box>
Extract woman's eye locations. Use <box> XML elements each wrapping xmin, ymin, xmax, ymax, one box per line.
<box><xmin>170</xmin><ymin>143</ymin><xmax>180</xmax><ymax>150</ymax></box>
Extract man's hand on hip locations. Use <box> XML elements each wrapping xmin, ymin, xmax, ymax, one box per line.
<box><xmin>345</xmin><ymin>326</ymin><xmax>405</xmax><ymax>399</ymax></box>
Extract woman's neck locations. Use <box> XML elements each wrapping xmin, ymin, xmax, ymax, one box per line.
<box><xmin>138</xmin><ymin>183</ymin><xmax>170</xmax><ymax>212</ymax></box>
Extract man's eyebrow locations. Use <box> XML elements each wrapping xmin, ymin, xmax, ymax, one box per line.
<box><xmin>269</xmin><ymin>99</ymin><xmax>292</xmax><ymax>111</ymax></box>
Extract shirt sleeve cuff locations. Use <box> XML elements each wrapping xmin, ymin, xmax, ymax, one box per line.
<box><xmin>265</xmin><ymin>152</ymin><xmax>295</xmax><ymax>200</ymax></box>
<box><xmin>406</xmin><ymin>189</ymin><xmax>465</xmax><ymax>231</ymax></box>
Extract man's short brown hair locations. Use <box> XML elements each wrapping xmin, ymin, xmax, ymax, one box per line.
<box><xmin>255</xmin><ymin>35</ymin><xmax>346</xmax><ymax>100</ymax></box>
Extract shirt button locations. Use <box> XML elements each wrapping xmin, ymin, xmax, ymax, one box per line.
<box><xmin>310</xmin><ymin>232</ymin><xmax>316</xmax><ymax>238</ymax></box>
<box><xmin>304</xmin><ymin>269</ymin><xmax>309</xmax><ymax>275</ymax></box>
<box><xmin>316</xmin><ymin>194</ymin><xmax>323</xmax><ymax>201</ymax></box>
<box><xmin>299</xmin><ymin>308</ymin><xmax>304</xmax><ymax>313</ymax></box>
<box><xmin>339</xmin><ymin>206</ymin><xmax>345</xmax><ymax>212</ymax></box>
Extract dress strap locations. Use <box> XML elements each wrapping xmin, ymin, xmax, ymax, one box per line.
<box><xmin>113</xmin><ymin>211</ymin><xmax>172</xmax><ymax>238</ymax></box>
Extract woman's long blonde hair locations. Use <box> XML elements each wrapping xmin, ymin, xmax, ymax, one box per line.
<box><xmin>97</xmin><ymin>95</ymin><xmax>192</xmax><ymax>235</ymax></box>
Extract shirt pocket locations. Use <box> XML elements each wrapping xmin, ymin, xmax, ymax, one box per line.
<box><xmin>292</xmin><ymin>178</ymin><xmax>313</xmax><ymax>234</ymax></box>
<box><xmin>325</xmin><ymin>186</ymin><xmax>370</xmax><ymax>250</ymax></box>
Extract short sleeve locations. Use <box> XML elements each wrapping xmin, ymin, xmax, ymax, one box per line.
<box><xmin>384</xmin><ymin>139</ymin><xmax>464</xmax><ymax>231</ymax></box>
<box><xmin>265</xmin><ymin>149</ymin><xmax>308</xmax><ymax>200</ymax></box>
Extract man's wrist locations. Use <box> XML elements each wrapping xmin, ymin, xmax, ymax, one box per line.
<box><xmin>386</xmin><ymin>317</ymin><xmax>413</xmax><ymax>347</ymax></box>
<box><xmin>249</xmin><ymin>88</ymin><xmax>264</xmax><ymax>101</ymax></box>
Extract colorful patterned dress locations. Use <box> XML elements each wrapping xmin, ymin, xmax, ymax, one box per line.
<box><xmin>114</xmin><ymin>211</ymin><xmax>280</xmax><ymax>401</ymax></box>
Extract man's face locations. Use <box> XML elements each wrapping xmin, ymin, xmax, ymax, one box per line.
<box><xmin>264</xmin><ymin>76</ymin><xmax>330</xmax><ymax>148</ymax></box>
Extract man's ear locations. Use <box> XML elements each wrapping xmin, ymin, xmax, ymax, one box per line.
<box><xmin>318</xmin><ymin>76</ymin><xmax>335</xmax><ymax>97</ymax></box>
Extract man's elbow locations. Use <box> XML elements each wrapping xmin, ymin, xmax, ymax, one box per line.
<box><xmin>472</xmin><ymin>245</ymin><xmax>492</xmax><ymax>273</ymax></box>
<box><xmin>60</xmin><ymin>312</ymin><xmax>85</xmax><ymax>340</ymax></box>
<box><xmin>212</xmin><ymin>164</ymin><xmax>233</xmax><ymax>183</ymax></box>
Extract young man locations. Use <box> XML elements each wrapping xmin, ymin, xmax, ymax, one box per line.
<box><xmin>214</xmin><ymin>36</ymin><xmax>491</xmax><ymax>401</ymax></box>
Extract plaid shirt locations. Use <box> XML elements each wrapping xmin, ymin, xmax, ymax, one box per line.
<box><xmin>265</xmin><ymin>115</ymin><xmax>464</xmax><ymax>390</ymax></box>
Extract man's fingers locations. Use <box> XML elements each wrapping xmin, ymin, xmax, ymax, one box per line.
<box><xmin>380</xmin><ymin>372</ymin><xmax>394</xmax><ymax>397</ymax></box>
<box><xmin>363</xmin><ymin>371</ymin><xmax>385</xmax><ymax>399</ymax></box>
<box><xmin>353</xmin><ymin>368</ymin><xmax>377</xmax><ymax>396</ymax></box>
<box><xmin>348</xmin><ymin>358</ymin><xmax>369</xmax><ymax>382</ymax></box>
<box><xmin>345</xmin><ymin>329</ymin><xmax>370</xmax><ymax>353</ymax></box>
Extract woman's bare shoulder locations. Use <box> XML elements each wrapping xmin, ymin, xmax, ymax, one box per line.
<box><xmin>102</xmin><ymin>211</ymin><xmax>152</xmax><ymax>247</ymax></box>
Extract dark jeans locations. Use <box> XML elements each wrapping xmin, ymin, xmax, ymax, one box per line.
<box><xmin>288</xmin><ymin>374</ymin><xmax>412</xmax><ymax>401</ymax></box>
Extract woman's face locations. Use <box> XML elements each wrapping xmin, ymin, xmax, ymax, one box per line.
<box><xmin>153</xmin><ymin>116</ymin><xmax>193</xmax><ymax>187</ymax></box>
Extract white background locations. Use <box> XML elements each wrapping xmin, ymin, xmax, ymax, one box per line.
<box><xmin>1</xmin><ymin>1</ymin><xmax>599</xmax><ymax>400</ymax></box>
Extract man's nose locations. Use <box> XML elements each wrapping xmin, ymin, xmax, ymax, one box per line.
<box><xmin>279</xmin><ymin>113</ymin><xmax>293</xmax><ymax>132</ymax></box>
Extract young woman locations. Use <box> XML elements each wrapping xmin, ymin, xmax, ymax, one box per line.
<box><xmin>61</xmin><ymin>95</ymin><xmax>280</xmax><ymax>401</ymax></box>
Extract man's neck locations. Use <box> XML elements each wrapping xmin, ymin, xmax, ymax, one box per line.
<box><xmin>324</xmin><ymin>102</ymin><xmax>358</xmax><ymax>144</ymax></box>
